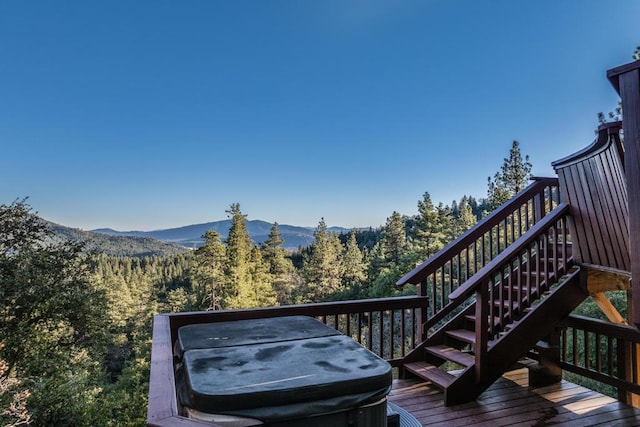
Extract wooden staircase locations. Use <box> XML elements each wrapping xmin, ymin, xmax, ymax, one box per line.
<box><xmin>397</xmin><ymin>180</ymin><xmax>590</xmax><ymax>406</ymax></box>
<box><xmin>403</xmin><ymin>266</ymin><xmax>586</xmax><ymax>405</ymax></box>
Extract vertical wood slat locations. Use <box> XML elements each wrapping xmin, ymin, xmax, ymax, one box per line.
<box><xmin>400</xmin><ymin>309</ymin><xmax>406</xmax><ymax>357</ymax></box>
<box><xmin>611</xmin><ymin>65</ymin><xmax>640</xmax><ymax>326</ymax></box>
<box><xmin>475</xmin><ymin>280</ymin><xmax>489</xmax><ymax>383</ymax></box>
<box><xmin>553</xmin><ymin>121</ymin><xmax>629</xmax><ymax>272</ymax></box>
<box><xmin>390</xmin><ymin>310</ymin><xmax>395</xmax><ymax>360</ymax></box>
<box><xmin>378</xmin><ymin>311</ymin><xmax>383</xmax><ymax>357</ymax></box>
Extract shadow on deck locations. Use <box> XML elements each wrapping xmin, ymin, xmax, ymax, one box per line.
<box><xmin>389</xmin><ymin>367</ymin><xmax>640</xmax><ymax>426</ymax></box>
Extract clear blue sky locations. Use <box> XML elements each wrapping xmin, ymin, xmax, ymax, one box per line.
<box><xmin>1</xmin><ymin>1</ymin><xmax>638</xmax><ymax>231</ymax></box>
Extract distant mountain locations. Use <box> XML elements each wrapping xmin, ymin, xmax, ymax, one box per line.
<box><xmin>92</xmin><ymin>220</ymin><xmax>353</xmax><ymax>250</ymax></box>
<box><xmin>48</xmin><ymin>222</ymin><xmax>189</xmax><ymax>258</ymax></box>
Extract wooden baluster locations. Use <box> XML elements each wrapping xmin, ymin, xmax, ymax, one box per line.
<box><xmin>475</xmin><ymin>280</ymin><xmax>489</xmax><ymax>383</ymax></box>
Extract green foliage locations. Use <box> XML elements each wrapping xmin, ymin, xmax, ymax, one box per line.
<box><xmin>341</xmin><ymin>231</ymin><xmax>367</xmax><ymax>296</ymax></box>
<box><xmin>0</xmin><ymin>200</ymin><xmax>107</xmax><ymax>380</ymax></box>
<box><xmin>224</xmin><ymin>203</ymin><xmax>256</xmax><ymax>309</ymax></box>
<box><xmin>261</xmin><ymin>223</ymin><xmax>297</xmax><ymax>305</ymax></box>
<box><xmin>486</xmin><ymin>140</ymin><xmax>532</xmax><ymax>211</ymax></box>
<box><xmin>246</xmin><ymin>247</ymin><xmax>278</xmax><ymax>308</ymax></box>
<box><xmin>190</xmin><ymin>230</ymin><xmax>227</xmax><ymax>310</ymax></box>
<box><xmin>301</xmin><ymin>219</ymin><xmax>344</xmax><ymax>302</ymax></box>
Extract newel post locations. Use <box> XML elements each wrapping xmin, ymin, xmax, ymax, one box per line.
<box><xmin>608</xmin><ymin>60</ymin><xmax>640</xmax><ymax>328</ymax></box>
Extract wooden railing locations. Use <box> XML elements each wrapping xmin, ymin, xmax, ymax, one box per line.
<box><xmin>397</xmin><ymin>177</ymin><xmax>561</xmax><ymax>338</ymax></box>
<box><xmin>166</xmin><ymin>295</ymin><xmax>428</xmax><ymax>364</ymax></box>
<box><xmin>560</xmin><ymin>314</ymin><xmax>640</xmax><ymax>399</ymax></box>
<box><xmin>148</xmin><ymin>296</ymin><xmax>428</xmax><ymax>426</ymax></box>
<box><xmin>456</xmin><ymin>203</ymin><xmax>573</xmax><ymax>375</ymax></box>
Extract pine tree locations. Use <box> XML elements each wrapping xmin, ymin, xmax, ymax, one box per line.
<box><xmin>224</xmin><ymin>203</ymin><xmax>253</xmax><ymax>309</ymax></box>
<box><xmin>261</xmin><ymin>223</ymin><xmax>296</xmax><ymax>305</ymax></box>
<box><xmin>246</xmin><ymin>247</ymin><xmax>278</xmax><ymax>308</ymax></box>
<box><xmin>486</xmin><ymin>141</ymin><xmax>532</xmax><ymax>211</ymax></box>
<box><xmin>341</xmin><ymin>230</ymin><xmax>367</xmax><ymax>297</ymax></box>
<box><xmin>454</xmin><ymin>195</ymin><xmax>477</xmax><ymax>237</ymax></box>
<box><xmin>411</xmin><ymin>193</ymin><xmax>445</xmax><ymax>260</ymax></box>
<box><xmin>191</xmin><ymin>230</ymin><xmax>227</xmax><ymax>310</ymax></box>
<box><xmin>301</xmin><ymin>218</ymin><xmax>343</xmax><ymax>302</ymax></box>
<box><xmin>382</xmin><ymin>211</ymin><xmax>406</xmax><ymax>265</ymax></box>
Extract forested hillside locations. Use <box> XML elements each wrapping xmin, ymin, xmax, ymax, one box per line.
<box><xmin>49</xmin><ymin>222</ymin><xmax>190</xmax><ymax>257</ymax></box>
<box><xmin>1</xmin><ymin>142</ymin><xmax>548</xmax><ymax>426</ymax></box>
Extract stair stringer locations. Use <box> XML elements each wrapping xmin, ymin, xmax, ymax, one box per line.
<box><xmin>443</xmin><ymin>267</ymin><xmax>587</xmax><ymax>406</ymax></box>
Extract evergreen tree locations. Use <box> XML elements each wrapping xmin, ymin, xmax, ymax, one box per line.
<box><xmin>367</xmin><ymin>212</ymin><xmax>409</xmax><ymax>298</ymax></box>
<box><xmin>454</xmin><ymin>195</ymin><xmax>478</xmax><ymax>237</ymax></box>
<box><xmin>341</xmin><ymin>230</ymin><xmax>367</xmax><ymax>297</ymax></box>
<box><xmin>301</xmin><ymin>219</ymin><xmax>343</xmax><ymax>302</ymax></box>
<box><xmin>261</xmin><ymin>223</ymin><xmax>296</xmax><ymax>305</ymax></box>
<box><xmin>486</xmin><ymin>140</ymin><xmax>532</xmax><ymax>210</ymax></box>
<box><xmin>412</xmin><ymin>193</ymin><xmax>445</xmax><ymax>260</ymax></box>
<box><xmin>382</xmin><ymin>211</ymin><xmax>407</xmax><ymax>265</ymax></box>
<box><xmin>224</xmin><ymin>203</ymin><xmax>253</xmax><ymax>309</ymax></box>
<box><xmin>191</xmin><ymin>230</ymin><xmax>227</xmax><ymax>310</ymax></box>
<box><xmin>246</xmin><ymin>247</ymin><xmax>278</xmax><ymax>308</ymax></box>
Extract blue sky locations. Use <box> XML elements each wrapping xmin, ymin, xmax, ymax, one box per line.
<box><xmin>1</xmin><ymin>1</ymin><xmax>638</xmax><ymax>231</ymax></box>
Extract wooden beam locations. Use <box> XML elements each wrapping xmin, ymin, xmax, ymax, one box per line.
<box><xmin>590</xmin><ymin>292</ymin><xmax>628</xmax><ymax>325</ymax></box>
<box><xmin>608</xmin><ymin>61</ymin><xmax>640</xmax><ymax>328</ymax></box>
<box><xmin>588</xmin><ymin>269</ymin><xmax>631</xmax><ymax>294</ymax></box>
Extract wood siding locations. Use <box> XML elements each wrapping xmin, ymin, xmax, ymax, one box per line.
<box><xmin>552</xmin><ymin>122</ymin><xmax>629</xmax><ymax>273</ymax></box>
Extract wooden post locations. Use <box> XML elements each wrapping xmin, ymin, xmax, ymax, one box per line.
<box><xmin>528</xmin><ymin>328</ymin><xmax>562</xmax><ymax>387</ymax></box>
<box><xmin>609</xmin><ymin>61</ymin><xmax>640</xmax><ymax>409</ymax></box>
<box><xmin>608</xmin><ymin>61</ymin><xmax>640</xmax><ymax>328</ymax></box>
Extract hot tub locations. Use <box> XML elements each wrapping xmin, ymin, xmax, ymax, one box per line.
<box><xmin>175</xmin><ymin>316</ymin><xmax>392</xmax><ymax>426</ymax></box>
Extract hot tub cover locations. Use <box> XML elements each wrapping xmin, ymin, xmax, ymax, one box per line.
<box><xmin>180</xmin><ymin>334</ymin><xmax>392</xmax><ymax>413</ymax></box>
<box><xmin>176</xmin><ymin>315</ymin><xmax>340</xmax><ymax>357</ymax></box>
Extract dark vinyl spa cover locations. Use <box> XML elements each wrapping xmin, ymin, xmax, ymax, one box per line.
<box><xmin>181</xmin><ymin>334</ymin><xmax>392</xmax><ymax>414</ymax></box>
<box><xmin>176</xmin><ymin>315</ymin><xmax>341</xmax><ymax>357</ymax></box>
<box><xmin>177</xmin><ymin>316</ymin><xmax>392</xmax><ymax>421</ymax></box>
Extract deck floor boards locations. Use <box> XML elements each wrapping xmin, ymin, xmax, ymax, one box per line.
<box><xmin>388</xmin><ymin>368</ymin><xmax>640</xmax><ymax>426</ymax></box>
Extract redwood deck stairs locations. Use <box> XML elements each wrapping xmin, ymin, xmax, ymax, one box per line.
<box><xmin>396</xmin><ymin>178</ymin><xmax>589</xmax><ymax>406</ymax></box>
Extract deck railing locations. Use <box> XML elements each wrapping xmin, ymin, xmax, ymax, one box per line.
<box><xmin>560</xmin><ymin>314</ymin><xmax>640</xmax><ymax>400</ymax></box>
<box><xmin>167</xmin><ymin>295</ymin><xmax>428</xmax><ymax>366</ymax></box>
<box><xmin>397</xmin><ymin>177</ymin><xmax>561</xmax><ymax>338</ymax></box>
<box><xmin>148</xmin><ymin>295</ymin><xmax>428</xmax><ymax>426</ymax></box>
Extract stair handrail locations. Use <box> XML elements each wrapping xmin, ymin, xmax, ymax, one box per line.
<box><xmin>396</xmin><ymin>177</ymin><xmax>559</xmax><ymax>342</ymax></box>
<box><xmin>449</xmin><ymin>202</ymin><xmax>570</xmax><ymax>303</ymax></box>
<box><xmin>421</xmin><ymin>202</ymin><xmax>572</xmax><ymax>335</ymax></box>
<box><xmin>397</xmin><ymin>177</ymin><xmax>559</xmax><ymax>287</ymax></box>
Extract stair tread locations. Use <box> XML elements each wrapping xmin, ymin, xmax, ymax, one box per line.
<box><xmin>404</xmin><ymin>361</ymin><xmax>456</xmax><ymax>389</ymax></box>
<box><xmin>446</xmin><ymin>329</ymin><xmax>476</xmax><ymax>344</ymax></box>
<box><xmin>425</xmin><ymin>344</ymin><xmax>475</xmax><ymax>367</ymax></box>
<box><xmin>465</xmin><ymin>314</ymin><xmax>502</xmax><ymax>327</ymax></box>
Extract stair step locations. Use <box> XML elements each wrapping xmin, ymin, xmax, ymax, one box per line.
<box><xmin>403</xmin><ymin>361</ymin><xmax>456</xmax><ymax>389</ymax></box>
<box><xmin>446</xmin><ymin>329</ymin><xmax>476</xmax><ymax>344</ymax></box>
<box><xmin>493</xmin><ymin>300</ymin><xmax>521</xmax><ymax>311</ymax></box>
<box><xmin>465</xmin><ymin>314</ymin><xmax>502</xmax><ymax>328</ymax></box>
<box><xmin>425</xmin><ymin>345</ymin><xmax>475</xmax><ymax>367</ymax></box>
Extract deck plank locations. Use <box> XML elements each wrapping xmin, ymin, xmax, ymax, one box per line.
<box><xmin>389</xmin><ymin>368</ymin><xmax>640</xmax><ymax>426</ymax></box>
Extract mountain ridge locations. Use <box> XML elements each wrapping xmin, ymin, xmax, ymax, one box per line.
<box><xmin>91</xmin><ymin>219</ymin><xmax>356</xmax><ymax>250</ymax></box>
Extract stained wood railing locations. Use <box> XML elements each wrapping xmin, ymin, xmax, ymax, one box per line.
<box><xmin>560</xmin><ymin>314</ymin><xmax>640</xmax><ymax>400</ymax></box>
<box><xmin>148</xmin><ymin>296</ymin><xmax>428</xmax><ymax>426</ymax></box>
<box><xmin>397</xmin><ymin>177</ymin><xmax>561</xmax><ymax>338</ymax></box>
<box><xmin>455</xmin><ymin>203</ymin><xmax>573</xmax><ymax>376</ymax></box>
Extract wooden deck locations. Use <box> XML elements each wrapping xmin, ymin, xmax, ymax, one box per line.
<box><xmin>389</xmin><ymin>368</ymin><xmax>640</xmax><ymax>426</ymax></box>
